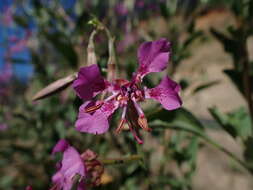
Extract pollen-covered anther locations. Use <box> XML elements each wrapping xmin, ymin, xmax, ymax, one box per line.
<box><xmin>115</xmin><ymin>119</ymin><xmax>126</xmax><ymax>134</ymax></box>
<box><xmin>85</xmin><ymin>102</ymin><xmax>104</xmax><ymax>113</ymax></box>
<box><xmin>116</xmin><ymin>94</ymin><xmax>128</xmax><ymax>102</ymax></box>
<box><xmin>138</xmin><ymin>115</ymin><xmax>151</xmax><ymax>131</ymax></box>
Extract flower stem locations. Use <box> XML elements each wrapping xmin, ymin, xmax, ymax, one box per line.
<box><xmin>101</xmin><ymin>155</ymin><xmax>142</xmax><ymax>165</ymax></box>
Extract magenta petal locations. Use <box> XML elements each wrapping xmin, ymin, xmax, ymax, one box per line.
<box><xmin>73</xmin><ymin>64</ymin><xmax>106</xmax><ymax>100</ymax></box>
<box><xmin>137</xmin><ymin>38</ymin><xmax>171</xmax><ymax>78</ymax></box>
<box><xmin>52</xmin><ymin>147</ymin><xmax>86</xmax><ymax>190</ymax></box>
<box><xmin>75</xmin><ymin>101</ymin><xmax>119</xmax><ymax>134</ymax></box>
<box><xmin>146</xmin><ymin>76</ymin><xmax>182</xmax><ymax>110</ymax></box>
<box><xmin>52</xmin><ymin>139</ymin><xmax>70</xmax><ymax>155</ymax></box>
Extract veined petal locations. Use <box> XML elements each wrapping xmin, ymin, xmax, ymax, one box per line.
<box><xmin>52</xmin><ymin>146</ymin><xmax>86</xmax><ymax>190</ymax></box>
<box><xmin>75</xmin><ymin>100</ymin><xmax>119</xmax><ymax>134</ymax></box>
<box><xmin>146</xmin><ymin>76</ymin><xmax>182</xmax><ymax>110</ymax></box>
<box><xmin>137</xmin><ymin>38</ymin><xmax>171</xmax><ymax>78</ymax></box>
<box><xmin>73</xmin><ymin>64</ymin><xmax>107</xmax><ymax>100</ymax></box>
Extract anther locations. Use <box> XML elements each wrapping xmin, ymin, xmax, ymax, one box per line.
<box><xmin>85</xmin><ymin>103</ymin><xmax>104</xmax><ymax>113</ymax></box>
<box><xmin>115</xmin><ymin>119</ymin><xmax>126</xmax><ymax>134</ymax></box>
<box><xmin>138</xmin><ymin>115</ymin><xmax>151</xmax><ymax>132</ymax></box>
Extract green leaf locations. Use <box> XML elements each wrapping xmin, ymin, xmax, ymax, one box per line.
<box><xmin>179</xmin><ymin>78</ymin><xmax>190</xmax><ymax>90</ymax></box>
<box><xmin>43</xmin><ymin>32</ymin><xmax>78</xmax><ymax>66</ymax></box>
<box><xmin>192</xmin><ymin>80</ymin><xmax>220</xmax><ymax>94</ymax></box>
<box><xmin>223</xmin><ymin>69</ymin><xmax>244</xmax><ymax>97</ymax></box>
<box><xmin>159</xmin><ymin>2</ymin><xmax>169</xmax><ymax>18</ymax></box>
<box><xmin>209</xmin><ymin>107</ymin><xmax>251</xmax><ymax>140</ymax></box>
<box><xmin>243</xmin><ymin>137</ymin><xmax>253</xmax><ymax>170</ymax></box>
<box><xmin>10</xmin><ymin>58</ymin><xmax>29</xmax><ymax>64</ymax></box>
<box><xmin>13</xmin><ymin>15</ymin><xmax>29</xmax><ymax>28</ymax></box>
<box><xmin>183</xmin><ymin>31</ymin><xmax>203</xmax><ymax>49</ymax></box>
<box><xmin>148</xmin><ymin>107</ymin><xmax>204</xmax><ymax>131</ymax></box>
<box><xmin>210</xmin><ymin>28</ymin><xmax>240</xmax><ymax>63</ymax></box>
<box><xmin>248</xmin><ymin>0</ymin><xmax>253</xmax><ymax>21</ymax></box>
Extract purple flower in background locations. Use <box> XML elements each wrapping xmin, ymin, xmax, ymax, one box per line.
<box><xmin>2</xmin><ymin>6</ymin><xmax>13</xmax><ymax>26</ymax></box>
<box><xmin>117</xmin><ymin>32</ymin><xmax>138</xmax><ymax>53</ymax></box>
<box><xmin>50</xmin><ymin>140</ymin><xmax>87</xmax><ymax>190</ymax></box>
<box><xmin>115</xmin><ymin>2</ymin><xmax>128</xmax><ymax>16</ymax></box>
<box><xmin>73</xmin><ymin>38</ymin><xmax>182</xmax><ymax>144</ymax></box>
<box><xmin>9</xmin><ymin>30</ymin><xmax>31</xmax><ymax>53</ymax></box>
<box><xmin>50</xmin><ymin>140</ymin><xmax>104</xmax><ymax>190</ymax></box>
<box><xmin>135</xmin><ymin>0</ymin><xmax>145</xmax><ymax>8</ymax></box>
<box><xmin>0</xmin><ymin>123</ymin><xmax>8</xmax><ymax>131</ymax></box>
<box><xmin>0</xmin><ymin>62</ymin><xmax>12</xmax><ymax>84</ymax></box>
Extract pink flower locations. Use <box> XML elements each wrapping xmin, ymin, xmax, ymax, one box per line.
<box><xmin>73</xmin><ymin>38</ymin><xmax>182</xmax><ymax>143</ymax></box>
<box><xmin>50</xmin><ymin>140</ymin><xmax>103</xmax><ymax>190</ymax></box>
<box><xmin>50</xmin><ymin>140</ymin><xmax>86</xmax><ymax>190</ymax></box>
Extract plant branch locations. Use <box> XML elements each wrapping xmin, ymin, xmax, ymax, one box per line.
<box><xmin>150</xmin><ymin>122</ymin><xmax>250</xmax><ymax>172</ymax></box>
<box><xmin>101</xmin><ymin>155</ymin><xmax>142</xmax><ymax>165</ymax></box>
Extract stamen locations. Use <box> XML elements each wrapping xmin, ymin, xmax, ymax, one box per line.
<box><xmin>85</xmin><ymin>103</ymin><xmax>103</xmax><ymax>113</ymax></box>
<box><xmin>116</xmin><ymin>94</ymin><xmax>129</xmax><ymax>102</ymax></box>
<box><xmin>132</xmin><ymin>98</ymin><xmax>144</xmax><ymax>115</ymax></box>
<box><xmin>115</xmin><ymin>106</ymin><xmax>127</xmax><ymax>134</ymax></box>
<box><xmin>132</xmin><ymin>98</ymin><xmax>151</xmax><ymax>131</ymax></box>
<box><xmin>85</xmin><ymin>94</ymin><xmax>118</xmax><ymax>113</ymax></box>
<box><xmin>138</xmin><ymin>115</ymin><xmax>151</xmax><ymax>132</ymax></box>
<box><xmin>104</xmin><ymin>94</ymin><xmax>118</xmax><ymax>102</ymax></box>
<box><xmin>115</xmin><ymin>119</ymin><xmax>126</xmax><ymax>134</ymax></box>
<box><xmin>128</xmin><ymin>121</ymin><xmax>143</xmax><ymax>144</ymax></box>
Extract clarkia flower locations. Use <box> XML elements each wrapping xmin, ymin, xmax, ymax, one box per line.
<box><xmin>50</xmin><ymin>140</ymin><xmax>103</xmax><ymax>190</ymax></box>
<box><xmin>50</xmin><ymin>140</ymin><xmax>86</xmax><ymax>190</ymax></box>
<box><xmin>73</xmin><ymin>38</ymin><xmax>182</xmax><ymax>143</ymax></box>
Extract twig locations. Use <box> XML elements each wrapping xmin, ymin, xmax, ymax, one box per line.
<box><xmin>150</xmin><ymin>122</ymin><xmax>250</xmax><ymax>172</ymax></box>
<box><xmin>101</xmin><ymin>155</ymin><xmax>142</xmax><ymax>165</ymax></box>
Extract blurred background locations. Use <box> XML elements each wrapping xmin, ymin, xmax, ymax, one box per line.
<box><xmin>1</xmin><ymin>0</ymin><xmax>253</xmax><ymax>189</ymax></box>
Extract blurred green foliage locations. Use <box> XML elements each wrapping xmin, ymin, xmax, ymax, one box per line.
<box><xmin>1</xmin><ymin>0</ymin><xmax>253</xmax><ymax>189</ymax></box>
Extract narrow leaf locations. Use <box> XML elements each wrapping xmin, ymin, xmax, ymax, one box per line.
<box><xmin>192</xmin><ymin>80</ymin><xmax>220</xmax><ymax>94</ymax></box>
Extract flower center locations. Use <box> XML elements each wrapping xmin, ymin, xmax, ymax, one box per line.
<box><xmin>115</xmin><ymin>83</ymin><xmax>144</xmax><ymax>106</ymax></box>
